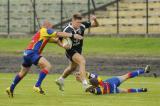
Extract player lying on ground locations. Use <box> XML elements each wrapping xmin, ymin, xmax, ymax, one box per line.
<box><xmin>6</xmin><ymin>21</ymin><xmax>83</xmax><ymax>98</ymax></box>
<box><xmin>75</xmin><ymin>65</ymin><xmax>150</xmax><ymax>95</ymax></box>
<box><xmin>55</xmin><ymin>13</ymin><xmax>99</xmax><ymax>91</ymax></box>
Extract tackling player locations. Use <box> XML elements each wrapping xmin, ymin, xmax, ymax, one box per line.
<box><xmin>6</xmin><ymin>20</ymin><xmax>83</xmax><ymax>98</ymax></box>
<box><xmin>55</xmin><ymin>13</ymin><xmax>99</xmax><ymax>91</ymax></box>
<box><xmin>75</xmin><ymin>65</ymin><xmax>150</xmax><ymax>95</ymax></box>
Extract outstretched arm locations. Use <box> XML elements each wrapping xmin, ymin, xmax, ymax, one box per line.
<box><xmin>56</xmin><ymin>32</ymin><xmax>83</xmax><ymax>40</ymax></box>
<box><xmin>41</xmin><ymin>28</ymin><xmax>83</xmax><ymax>40</ymax></box>
<box><xmin>49</xmin><ymin>37</ymin><xmax>71</xmax><ymax>49</ymax></box>
<box><xmin>86</xmin><ymin>86</ymin><xmax>103</xmax><ymax>95</ymax></box>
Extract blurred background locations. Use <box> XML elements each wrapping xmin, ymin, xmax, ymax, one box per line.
<box><xmin>0</xmin><ymin>0</ymin><xmax>160</xmax><ymax>37</ymax></box>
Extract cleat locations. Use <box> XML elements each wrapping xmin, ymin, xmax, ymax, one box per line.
<box><xmin>55</xmin><ymin>79</ymin><xmax>64</xmax><ymax>91</ymax></box>
<box><xmin>33</xmin><ymin>86</ymin><xmax>45</xmax><ymax>95</ymax></box>
<box><xmin>144</xmin><ymin>65</ymin><xmax>151</xmax><ymax>73</ymax></box>
<box><xmin>6</xmin><ymin>87</ymin><xmax>14</xmax><ymax>98</ymax></box>
<box><xmin>153</xmin><ymin>73</ymin><xmax>157</xmax><ymax>78</ymax></box>
<box><xmin>142</xmin><ymin>88</ymin><xmax>148</xmax><ymax>92</ymax></box>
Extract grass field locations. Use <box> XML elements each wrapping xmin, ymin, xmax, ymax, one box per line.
<box><xmin>0</xmin><ymin>73</ymin><xmax>159</xmax><ymax>106</ymax></box>
<box><xmin>0</xmin><ymin>37</ymin><xmax>160</xmax><ymax>106</ymax></box>
<box><xmin>0</xmin><ymin>37</ymin><xmax>160</xmax><ymax>57</ymax></box>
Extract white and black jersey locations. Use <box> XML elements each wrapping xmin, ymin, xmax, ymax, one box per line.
<box><xmin>63</xmin><ymin>21</ymin><xmax>91</xmax><ymax>61</ymax></box>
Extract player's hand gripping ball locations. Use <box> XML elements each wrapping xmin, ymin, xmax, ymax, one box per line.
<box><xmin>62</xmin><ymin>38</ymin><xmax>72</xmax><ymax>49</ymax></box>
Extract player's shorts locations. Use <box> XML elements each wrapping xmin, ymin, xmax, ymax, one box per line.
<box><xmin>22</xmin><ymin>50</ymin><xmax>42</xmax><ymax>67</ymax></box>
<box><xmin>104</xmin><ymin>77</ymin><xmax>121</xmax><ymax>93</ymax></box>
<box><xmin>65</xmin><ymin>48</ymin><xmax>82</xmax><ymax>61</ymax></box>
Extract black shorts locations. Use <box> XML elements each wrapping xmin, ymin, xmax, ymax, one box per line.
<box><xmin>65</xmin><ymin>49</ymin><xmax>82</xmax><ymax>61</ymax></box>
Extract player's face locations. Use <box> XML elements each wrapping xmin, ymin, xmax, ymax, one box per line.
<box><xmin>72</xmin><ymin>19</ymin><xmax>82</xmax><ymax>29</ymax></box>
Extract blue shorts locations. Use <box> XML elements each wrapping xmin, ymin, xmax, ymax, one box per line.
<box><xmin>22</xmin><ymin>50</ymin><xmax>42</xmax><ymax>67</ymax></box>
<box><xmin>104</xmin><ymin>77</ymin><xmax>121</xmax><ymax>93</ymax></box>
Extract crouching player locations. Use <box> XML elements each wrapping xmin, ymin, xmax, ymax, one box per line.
<box><xmin>6</xmin><ymin>21</ymin><xmax>83</xmax><ymax>98</ymax></box>
<box><xmin>75</xmin><ymin>65</ymin><xmax>150</xmax><ymax>95</ymax></box>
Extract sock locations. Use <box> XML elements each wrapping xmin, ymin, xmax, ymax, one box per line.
<box><xmin>127</xmin><ymin>68</ymin><xmax>145</xmax><ymax>78</ymax></box>
<box><xmin>82</xmin><ymin>79</ymin><xmax>88</xmax><ymax>89</ymax></box>
<box><xmin>35</xmin><ymin>69</ymin><xmax>48</xmax><ymax>87</ymax></box>
<box><xmin>128</xmin><ymin>88</ymin><xmax>144</xmax><ymax>93</ymax></box>
<box><xmin>82</xmin><ymin>79</ymin><xmax>88</xmax><ymax>85</ymax></box>
<box><xmin>58</xmin><ymin>76</ymin><xmax>64</xmax><ymax>81</ymax></box>
<box><xmin>10</xmin><ymin>74</ymin><xmax>22</xmax><ymax>92</ymax></box>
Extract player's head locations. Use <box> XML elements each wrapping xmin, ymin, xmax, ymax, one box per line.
<box><xmin>42</xmin><ymin>20</ymin><xmax>53</xmax><ymax>29</ymax></box>
<box><xmin>89</xmin><ymin>78</ymin><xmax>99</xmax><ymax>87</ymax></box>
<box><xmin>72</xmin><ymin>13</ymin><xmax>83</xmax><ymax>29</ymax></box>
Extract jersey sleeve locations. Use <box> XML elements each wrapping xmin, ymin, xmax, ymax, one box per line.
<box><xmin>82</xmin><ymin>21</ymin><xmax>91</xmax><ymax>28</ymax></box>
<box><xmin>63</xmin><ymin>27</ymin><xmax>73</xmax><ymax>33</ymax></box>
<box><xmin>40</xmin><ymin>28</ymin><xmax>57</xmax><ymax>38</ymax></box>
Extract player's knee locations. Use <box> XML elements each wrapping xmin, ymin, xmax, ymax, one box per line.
<box><xmin>46</xmin><ymin>63</ymin><xmax>52</xmax><ymax>71</ymax></box>
<box><xmin>18</xmin><ymin>72</ymin><xmax>24</xmax><ymax>77</ymax></box>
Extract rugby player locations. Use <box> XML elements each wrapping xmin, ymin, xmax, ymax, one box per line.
<box><xmin>75</xmin><ymin>65</ymin><xmax>150</xmax><ymax>95</ymax></box>
<box><xmin>6</xmin><ymin>20</ymin><xmax>83</xmax><ymax>98</ymax></box>
<box><xmin>55</xmin><ymin>13</ymin><xmax>99</xmax><ymax>91</ymax></box>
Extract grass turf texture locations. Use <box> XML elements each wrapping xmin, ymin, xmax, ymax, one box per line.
<box><xmin>0</xmin><ymin>37</ymin><xmax>160</xmax><ymax>57</ymax></box>
<box><xmin>0</xmin><ymin>73</ymin><xmax>159</xmax><ymax>106</ymax></box>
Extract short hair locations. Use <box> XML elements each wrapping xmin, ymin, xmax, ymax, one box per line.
<box><xmin>89</xmin><ymin>78</ymin><xmax>99</xmax><ymax>87</ymax></box>
<box><xmin>72</xmin><ymin>13</ymin><xmax>82</xmax><ymax>20</ymax></box>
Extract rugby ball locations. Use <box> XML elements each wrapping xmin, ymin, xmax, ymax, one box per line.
<box><xmin>62</xmin><ymin>38</ymin><xmax>72</xmax><ymax>49</ymax></box>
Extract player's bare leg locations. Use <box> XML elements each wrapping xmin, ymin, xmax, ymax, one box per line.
<box><xmin>6</xmin><ymin>66</ymin><xmax>30</xmax><ymax>98</ymax></box>
<box><xmin>62</xmin><ymin>62</ymin><xmax>78</xmax><ymax>78</ymax></box>
<box><xmin>56</xmin><ymin>62</ymin><xmax>77</xmax><ymax>91</ymax></box>
<box><xmin>72</xmin><ymin>53</ymin><xmax>88</xmax><ymax>90</ymax></box>
<box><xmin>33</xmin><ymin>57</ymin><xmax>52</xmax><ymax>94</ymax></box>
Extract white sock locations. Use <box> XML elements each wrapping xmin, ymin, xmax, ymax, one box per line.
<box><xmin>59</xmin><ymin>76</ymin><xmax>64</xmax><ymax>81</ymax></box>
<box><xmin>82</xmin><ymin>79</ymin><xmax>88</xmax><ymax>86</ymax></box>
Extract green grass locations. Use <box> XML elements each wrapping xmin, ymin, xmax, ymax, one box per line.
<box><xmin>0</xmin><ymin>37</ymin><xmax>160</xmax><ymax>57</ymax></box>
<box><xmin>0</xmin><ymin>73</ymin><xmax>159</xmax><ymax>106</ymax></box>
